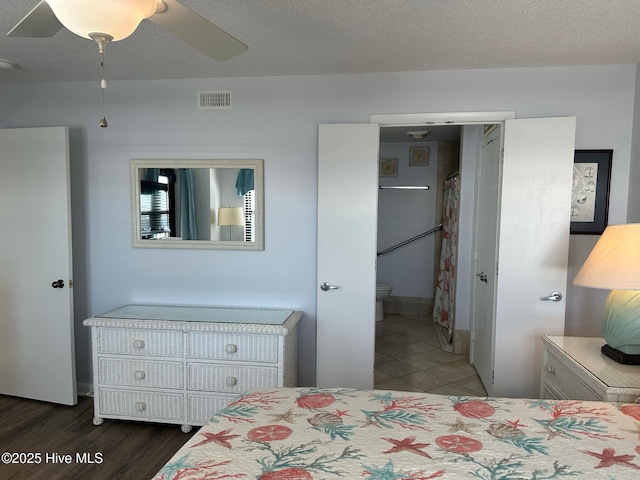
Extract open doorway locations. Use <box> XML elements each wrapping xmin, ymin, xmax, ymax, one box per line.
<box><xmin>317</xmin><ymin>111</ymin><xmax>574</xmax><ymax>398</ymax></box>
<box><xmin>373</xmin><ymin>124</ymin><xmax>487</xmax><ymax>396</ymax></box>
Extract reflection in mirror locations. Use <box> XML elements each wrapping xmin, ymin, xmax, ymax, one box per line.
<box><xmin>131</xmin><ymin>159</ymin><xmax>264</xmax><ymax>250</ymax></box>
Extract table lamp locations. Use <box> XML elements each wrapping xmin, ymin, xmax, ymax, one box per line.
<box><xmin>217</xmin><ymin>207</ymin><xmax>244</xmax><ymax>241</ymax></box>
<box><xmin>573</xmin><ymin>224</ymin><xmax>640</xmax><ymax>364</ymax></box>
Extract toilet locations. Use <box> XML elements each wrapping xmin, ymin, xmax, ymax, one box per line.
<box><xmin>376</xmin><ymin>282</ymin><xmax>393</xmax><ymax>322</ymax></box>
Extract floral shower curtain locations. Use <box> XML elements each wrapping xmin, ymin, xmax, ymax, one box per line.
<box><xmin>433</xmin><ymin>176</ymin><xmax>460</xmax><ymax>343</ymax></box>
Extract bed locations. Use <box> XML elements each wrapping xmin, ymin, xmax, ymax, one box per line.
<box><xmin>152</xmin><ymin>387</ymin><xmax>640</xmax><ymax>479</ymax></box>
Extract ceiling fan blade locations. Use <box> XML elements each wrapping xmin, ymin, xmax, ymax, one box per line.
<box><xmin>7</xmin><ymin>1</ymin><xmax>64</xmax><ymax>38</ymax></box>
<box><xmin>149</xmin><ymin>0</ymin><xmax>247</xmax><ymax>61</ymax></box>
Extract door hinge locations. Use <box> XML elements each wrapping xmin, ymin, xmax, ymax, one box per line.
<box><xmin>492</xmin><ymin>370</ymin><xmax>495</xmax><ymax>385</ymax></box>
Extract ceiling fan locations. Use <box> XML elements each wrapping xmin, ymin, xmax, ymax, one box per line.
<box><xmin>8</xmin><ymin>0</ymin><xmax>248</xmax><ymax>61</ymax></box>
<box><xmin>8</xmin><ymin>0</ymin><xmax>247</xmax><ymax>127</ymax></box>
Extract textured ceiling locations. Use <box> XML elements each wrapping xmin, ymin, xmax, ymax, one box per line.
<box><xmin>1</xmin><ymin>0</ymin><xmax>640</xmax><ymax>84</ymax></box>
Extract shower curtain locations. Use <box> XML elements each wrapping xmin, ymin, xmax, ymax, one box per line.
<box><xmin>433</xmin><ymin>176</ymin><xmax>460</xmax><ymax>343</ymax></box>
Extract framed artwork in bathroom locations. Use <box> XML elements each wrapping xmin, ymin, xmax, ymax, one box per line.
<box><xmin>409</xmin><ymin>146</ymin><xmax>430</xmax><ymax>166</ymax></box>
<box><xmin>379</xmin><ymin>157</ymin><xmax>398</xmax><ymax>177</ymax></box>
<box><xmin>570</xmin><ymin>149</ymin><xmax>612</xmax><ymax>235</ymax></box>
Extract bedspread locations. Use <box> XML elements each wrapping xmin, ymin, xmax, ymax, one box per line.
<box><xmin>152</xmin><ymin>387</ymin><xmax>640</xmax><ymax>479</ymax></box>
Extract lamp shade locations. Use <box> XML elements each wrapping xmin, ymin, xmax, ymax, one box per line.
<box><xmin>48</xmin><ymin>0</ymin><xmax>157</xmax><ymax>41</ymax></box>
<box><xmin>573</xmin><ymin>224</ymin><xmax>640</xmax><ymax>290</ymax></box>
<box><xmin>217</xmin><ymin>207</ymin><xmax>244</xmax><ymax>226</ymax></box>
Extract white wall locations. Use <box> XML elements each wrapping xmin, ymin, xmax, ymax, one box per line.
<box><xmin>0</xmin><ymin>64</ymin><xmax>636</xmax><ymax>386</ymax></box>
<box><xmin>628</xmin><ymin>64</ymin><xmax>640</xmax><ymax>224</ymax></box>
<box><xmin>377</xmin><ymin>142</ymin><xmax>437</xmax><ymax>297</ymax></box>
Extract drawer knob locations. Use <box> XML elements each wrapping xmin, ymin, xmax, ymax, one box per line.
<box><xmin>226</xmin><ymin>344</ymin><xmax>238</xmax><ymax>354</ymax></box>
<box><xmin>547</xmin><ymin>366</ymin><xmax>556</xmax><ymax>374</ymax></box>
<box><xmin>226</xmin><ymin>376</ymin><xmax>238</xmax><ymax>387</ymax></box>
<box><xmin>134</xmin><ymin>370</ymin><xmax>146</xmax><ymax>380</ymax></box>
<box><xmin>133</xmin><ymin>340</ymin><xmax>145</xmax><ymax>349</ymax></box>
<box><xmin>135</xmin><ymin>401</ymin><xmax>146</xmax><ymax>412</ymax></box>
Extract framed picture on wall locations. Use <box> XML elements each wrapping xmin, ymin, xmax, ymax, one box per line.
<box><xmin>570</xmin><ymin>149</ymin><xmax>612</xmax><ymax>234</ymax></box>
<box><xmin>409</xmin><ymin>146</ymin><xmax>430</xmax><ymax>166</ymax></box>
<box><xmin>379</xmin><ymin>157</ymin><xmax>398</xmax><ymax>177</ymax></box>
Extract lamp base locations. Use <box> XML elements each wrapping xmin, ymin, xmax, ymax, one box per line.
<box><xmin>601</xmin><ymin>344</ymin><xmax>640</xmax><ymax>365</ymax></box>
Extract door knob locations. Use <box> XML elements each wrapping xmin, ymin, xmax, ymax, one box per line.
<box><xmin>51</xmin><ymin>279</ymin><xmax>65</xmax><ymax>288</ymax></box>
<box><xmin>320</xmin><ymin>282</ymin><xmax>340</xmax><ymax>291</ymax></box>
<box><xmin>540</xmin><ymin>291</ymin><xmax>563</xmax><ymax>302</ymax></box>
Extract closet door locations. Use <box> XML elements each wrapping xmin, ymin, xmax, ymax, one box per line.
<box><xmin>491</xmin><ymin>116</ymin><xmax>575</xmax><ymax>397</ymax></box>
<box><xmin>0</xmin><ymin>127</ymin><xmax>76</xmax><ymax>405</ymax></box>
<box><xmin>316</xmin><ymin>123</ymin><xmax>379</xmax><ymax>388</ymax></box>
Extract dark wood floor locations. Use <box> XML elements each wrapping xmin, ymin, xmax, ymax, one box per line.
<box><xmin>0</xmin><ymin>394</ymin><xmax>192</xmax><ymax>480</ymax></box>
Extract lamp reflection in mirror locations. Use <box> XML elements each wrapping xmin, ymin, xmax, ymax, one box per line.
<box><xmin>573</xmin><ymin>224</ymin><xmax>640</xmax><ymax>364</ymax></box>
<box><xmin>217</xmin><ymin>207</ymin><xmax>244</xmax><ymax>241</ymax></box>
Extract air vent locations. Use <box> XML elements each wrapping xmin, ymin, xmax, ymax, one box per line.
<box><xmin>197</xmin><ymin>90</ymin><xmax>232</xmax><ymax>110</ymax></box>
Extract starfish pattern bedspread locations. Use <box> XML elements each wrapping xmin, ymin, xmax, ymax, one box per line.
<box><xmin>152</xmin><ymin>387</ymin><xmax>640</xmax><ymax>479</ymax></box>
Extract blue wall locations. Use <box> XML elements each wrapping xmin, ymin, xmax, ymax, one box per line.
<box><xmin>0</xmin><ymin>64</ymin><xmax>636</xmax><ymax>386</ymax></box>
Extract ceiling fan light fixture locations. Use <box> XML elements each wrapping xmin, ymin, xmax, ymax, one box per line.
<box><xmin>47</xmin><ymin>0</ymin><xmax>157</xmax><ymax>41</ymax></box>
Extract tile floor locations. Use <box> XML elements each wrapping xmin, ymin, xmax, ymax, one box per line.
<box><xmin>375</xmin><ymin>313</ymin><xmax>488</xmax><ymax>396</ymax></box>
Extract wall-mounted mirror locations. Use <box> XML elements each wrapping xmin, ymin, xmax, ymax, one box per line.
<box><xmin>131</xmin><ymin>159</ymin><xmax>264</xmax><ymax>250</ymax></box>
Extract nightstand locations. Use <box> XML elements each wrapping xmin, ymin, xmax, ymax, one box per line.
<box><xmin>541</xmin><ymin>335</ymin><xmax>640</xmax><ymax>402</ymax></box>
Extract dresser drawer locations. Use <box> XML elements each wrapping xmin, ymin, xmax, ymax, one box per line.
<box><xmin>187</xmin><ymin>363</ymin><xmax>278</xmax><ymax>393</ymax></box>
<box><xmin>98</xmin><ymin>357</ymin><xmax>183</xmax><ymax>389</ymax></box>
<box><xmin>97</xmin><ymin>328</ymin><xmax>183</xmax><ymax>357</ymax></box>
<box><xmin>187</xmin><ymin>332</ymin><xmax>278</xmax><ymax>363</ymax></box>
<box><xmin>543</xmin><ymin>350</ymin><xmax>600</xmax><ymax>401</ymax></box>
<box><xmin>541</xmin><ymin>381</ymin><xmax>564</xmax><ymax>400</ymax></box>
<box><xmin>187</xmin><ymin>394</ymin><xmax>238</xmax><ymax>424</ymax></box>
<box><xmin>98</xmin><ymin>388</ymin><xmax>184</xmax><ymax>421</ymax></box>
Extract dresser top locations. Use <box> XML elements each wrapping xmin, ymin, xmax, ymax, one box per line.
<box><xmin>84</xmin><ymin>304</ymin><xmax>301</xmax><ymax>334</ymax></box>
<box><xmin>97</xmin><ymin>304</ymin><xmax>294</xmax><ymax>325</ymax></box>
<box><xmin>544</xmin><ymin>335</ymin><xmax>640</xmax><ymax>389</ymax></box>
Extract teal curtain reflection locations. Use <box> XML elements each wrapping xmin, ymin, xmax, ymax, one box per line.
<box><xmin>180</xmin><ymin>169</ymin><xmax>197</xmax><ymax>240</ymax></box>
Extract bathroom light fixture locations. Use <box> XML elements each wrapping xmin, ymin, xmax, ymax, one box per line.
<box><xmin>0</xmin><ymin>59</ymin><xmax>16</xmax><ymax>69</ymax></box>
<box><xmin>407</xmin><ymin>131</ymin><xmax>430</xmax><ymax>139</ymax></box>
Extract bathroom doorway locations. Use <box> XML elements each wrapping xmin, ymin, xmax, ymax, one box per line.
<box><xmin>315</xmin><ymin>117</ymin><xmax>500</xmax><ymax>390</ymax></box>
<box><xmin>373</xmin><ymin>126</ymin><xmax>487</xmax><ymax>395</ymax></box>
<box><xmin>317</xmin><ymin>113</ymin><xmax>573</xmax><ymax>398</ymax></box>
<box><xmin>376</xmin><ymin>126</ymin><xmax>461</xmax><ymax>336</ymax></box>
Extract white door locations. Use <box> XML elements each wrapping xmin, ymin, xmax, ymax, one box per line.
<box><xmin>316</xmin><ymin>124</ymin><xmax>379</xmax><ymax>388</ymax></box>
<box><xmin>471</xmin><ymin>130</ymin><xmax>502</xmax><ymax>391</ymax></box>
<box><xmin>0</xmin><ymin>126</ymin><xmax>77</xmax><ymax>405</ymax></box>
<box><xmin>491</xmin><ymin>117</ymin><xmax>575</xmax><ymax>397</ymax></box>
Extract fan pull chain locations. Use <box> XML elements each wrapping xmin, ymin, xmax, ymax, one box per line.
<box><xmin>90</xmin><ymin>33</ymin><xmax>113</xmax><ymax>128</ymax></box>
<box><xmin>98</xmin><ymin>41</ymin><xmax>108</xmax><ymax>128</ymax></box>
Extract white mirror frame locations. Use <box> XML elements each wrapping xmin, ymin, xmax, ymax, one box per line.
<box><xmin>131</xmin><ymin>158</ymin><xmax>264</xmax><ymax>250</ymax></box>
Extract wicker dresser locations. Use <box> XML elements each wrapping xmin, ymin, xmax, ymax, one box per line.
<box><xmin>83</xmin><ymin>304</ymin><xmax>301</xmax><ymax>432</ymax></box>
<box><xmin>541</xmin><ymin>335</ymin><xmax>640</xmax><ymax>402</ymax></box>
